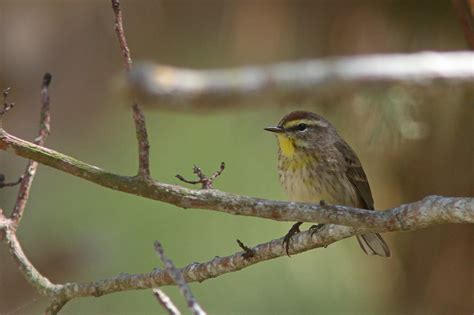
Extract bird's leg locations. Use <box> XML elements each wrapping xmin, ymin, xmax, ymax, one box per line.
<box><xmin>310</xmin><ymin>200</ymin><xmax>327</xmax><ymax>236</ymax></box>
<box><xmin>282</xmin><ymin>222</ymin><xmax>303</xmax><ymax>257</ymax></box>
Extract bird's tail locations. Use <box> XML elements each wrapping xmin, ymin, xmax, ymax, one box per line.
<box><xmin>356</xmin><ymin>233</ymin><xmax>391</xmax><ymax>258</ymax></box>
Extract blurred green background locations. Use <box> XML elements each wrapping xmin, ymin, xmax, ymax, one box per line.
<box><xmin>0</xmin><ymin>1</ymin><xmax>472</xmax><ymax>314</ymax></box>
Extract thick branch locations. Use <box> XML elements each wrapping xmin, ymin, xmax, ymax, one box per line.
<box><xmin>3</xmin><ymin>194</ymin><xmax>471</xmax><ymax>310</ymax></box>
<box><xmin>126</xmin><ymin>51</ymin><xmax>474</xmax><ymax>111</ymax></box>
<box><xmin>0</xmin><ymin>132</ymin><xmax>472</xmax><ymax>229</ymax></box>
<box><xmin>31</xmin><ymin>196</ymin><xmax>474</xmax><ymax>304</ymax></box>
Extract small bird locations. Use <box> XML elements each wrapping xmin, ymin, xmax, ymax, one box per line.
<box><xmin>265</xmin><ymin>111</ymin><xmax>390</xmax><ymax>257</ymax></box>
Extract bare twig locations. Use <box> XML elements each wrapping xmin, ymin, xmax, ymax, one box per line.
<box><xmin>0</xmin><ymin>1</ymin><xmax>472</xmax><ymax>312</ymax></box>
<box><xmin>9</xmin><ymin>73</ymin><xmax>52</xmax><ymax>227</ymax></box>
<box><xmin>452</xmin><ymin>0</ymin><xmax>474</xmax><ymax>49</ymax></box>
<box><xmin>111</xmin><ymin>0</ymin><xmax>132</xmax><ymax>71</ymax></box>
<box><xmin>0</xmin><ymin>174</ymin><xmax>24</xmax><ymax>188</ymax></box>
<box><xmin>126</xmin><ymin>51</ymin><xmax>474</xmax><ymax>111</ymax></box>
<box><xmin>176</xmin><ymin>162</ymin><xmax>225</xmax><ymax>189</ymax></box>
<box><xmin>1</xmin><ymin>87</ymin><xmax>14</xmax><ymax>117</ymax></box>
<box><xmin>153</xmin><ymin>288</ymin><xmax>181</xmax><ymax>315</ymax></box>
<box><xmin>110</xmin><ymin>0</ymin><xmax>150</xmax><ymax>179</ymax></box>
<box><xmin>154</xmin><ymin>241</ymin><xmax>206</xmax><ymax>315</ymax></box>
<box><xmin>236</xmin><ymin>239</ymin><xmax>256</xmax><ymax>259</ymax></box>
<box><xmin>0</xmin><ymin>213</ymin><xmax>61</xmax><ymax>302</ymax></box>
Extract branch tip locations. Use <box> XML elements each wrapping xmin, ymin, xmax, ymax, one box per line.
<box><xmin>236</xmin><ymin>239</ymin><xmax>256</xmax><ymax>259</ymax></box>
<box><xmin>42</xmin><ymin>72</ymin><xmax>53</xmax><ymax>88</ymax></box>
<box><xmin>0</xmin><ymin>174</ymin><xmax>24</xmax><ymax>189</ymax></box>
<box><xmin>1</xmin><ymin>87</ymin><xmax>14</xmax><ymax>116</ymax></box>
<box><xmin>176</xmin><ymin>162</ymin><xmax>226</xmax><ymax>189</ymax></box>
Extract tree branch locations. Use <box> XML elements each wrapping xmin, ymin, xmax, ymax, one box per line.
<box><xmin>0</xmin><ymin>132</ymin><xmax>472</xmax><ymax>229</ymax></box>
<box><xmin>452</xmin><ymin>0</ymin><xmax>474</xmax><ymax>49</ymax></box>
<box><xmin>153</xmin><ymin>289</ymin><xmax>181</xmax><ymax>315</ymax></box>
<box><xmin>126</xmin><ymin>51</ymin><xmax>474</xmax><ymax>111</ymax></box>
<box><xmin>5</xmin><ymin>195</ymin><xmax>469</xmax><ymax>306</ymax></box>
<box><xmin>155</xmin><ymin>241</ymin><xmax>206</xmax><ymax>315</ymax></box>
<box><xmin>0</xmin><ymin>213</ymin><xmax>65</xmax><ymax>314</ymax></box>
<box><xmin>111</xmin><ymin>0</ymin><xmax>151</xmax><ymax>179</ymax></box>
<box><xmin>10</xmin><ymin>73</ymin><xmax>52</xmax><ymax>227</ymax></box>
<box><xmin>0</xmin><ymin>2</ymin><xmax>472</xmax><ymax>313</ymax></box>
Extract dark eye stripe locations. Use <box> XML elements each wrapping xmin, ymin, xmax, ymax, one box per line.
<box><xmin>284</xmin><ymin>123</ymin><xmax>310</xmax><ymax>132</ymax></box>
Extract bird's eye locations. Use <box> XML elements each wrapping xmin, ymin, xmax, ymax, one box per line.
<box><xmin>297</xmin><ymin>123</ymin><xmax>307</xmax><ymax>131</ymax></box>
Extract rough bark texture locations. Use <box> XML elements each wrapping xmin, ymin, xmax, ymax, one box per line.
<box><xmin>2</xmin><ymin>202</ymin><xmax>472</xmax><ymax>310</ymax></box>
<box><xmin>0</xmin><ymin>131</ymin><xmax>472</xmax><ymax>230</ymax></box>
<box><xmin>0</xmin><ymin>1</ymin><xmax>472</xmax><ymax>314</ymax></box>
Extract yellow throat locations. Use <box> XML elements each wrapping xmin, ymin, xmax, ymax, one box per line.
<box><xmin>277</xmin><ymin>134</ymin><xmax>295</xmax><ymax>157</ymax></box>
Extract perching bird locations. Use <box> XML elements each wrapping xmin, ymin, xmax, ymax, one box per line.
<box><xmin>265</xmin><ymin>111</ymin><xmax>390</xmax><ymax>257</ymax></box>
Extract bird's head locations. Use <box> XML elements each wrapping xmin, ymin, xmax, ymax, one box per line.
<box><xmin>265</xmin><ymin>111</ymin><xmax>336</xmax><ymax>157</ymax></box>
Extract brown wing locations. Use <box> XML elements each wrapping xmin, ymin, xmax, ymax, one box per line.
<box><xmin>334</xmin><ymin>141</ymin><xmax>374</xmax><ymax>210</ymax></box>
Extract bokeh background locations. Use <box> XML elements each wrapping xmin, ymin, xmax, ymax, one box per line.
<box><xmin>0</xmin><ymin>1</ymin><xmax>473</xmax><ymax>314</ymax></box>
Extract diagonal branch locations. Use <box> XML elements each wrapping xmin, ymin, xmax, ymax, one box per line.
<box><xmin>452</xmin><ymin>0</ymin><xmax>474</xmax><ymax>49</ymax></box>
<box><xmin>154</xmin><ymin>241</ymin><xmax>206</xmax><ymax>315</ymax></box>
<box><xmin>10</xmin><ymin>73</ymin><xmax>52</xmax><ymax>227</ymax></box>
<box><xmin>126</xmin><ymin>51</ymin><xmax>474</xmax><ymax>111</ymax></box>
<box><xmin>153</xmin><ymin>289</ymin><xmax>181</xmax><ymax>315</ymax></box>
<box><xmin>0</xmin><ymin>213</ymin><xmax>66</xmax><ymax>315</ymax></box>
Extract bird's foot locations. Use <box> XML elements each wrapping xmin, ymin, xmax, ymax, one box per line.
<box><xmin>309</xmin><ymin>223</ymin><xmax>327</xmax><ymax>248</ymax></box>
<box><xmin>282</xmin><ymin>222</ymin><xmax>303</xmax><ymax>257</ymax></box>
<box><xmin>309</xmin><ymin>223</ymin><xmax>325</xmax><ymax>236</ymax></box>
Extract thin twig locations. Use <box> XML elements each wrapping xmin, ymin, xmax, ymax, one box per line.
<box><xmin>0</xmin><ymin>213</ymin><xmax>59</xmax><ymax>298</ymax></box>
<box><xmin>132</xmin><ymin>103</ymin><xmax>151</xmax><ymax>178</ymax></box>
<box><xmin>111</xmin><ymin>0</ymin><xmax>132</xmax><ymax>71</ymax></box>
<box><xmin>10</xmin><ymin>73</ymin><xmax>52</xmax><ymax>227</ymax></box>
<box><xmin>236</xmin><ymin>239</ymin><xmax>256</xmax><ymax>259</ymax></box>
<box><xmin>110</xmin><ymin>0</ymin><xmax>151</xmax><ymax>179</ymax></box>
<box><xmin>153</xmin><ymin>288</ymin><xmax>181</xmax><ymax>315</ymax></box>
<box><xmin>452</xmin><ymin>0</ymin><xmax>474</xmax><ymax>49</ymax></box>
<box><xmin>154</xmin><ymin>241</ymin><xmax>206</xmax><ymax>315</ymax></box>
<box><xmin>1</xmin><ymin>87</ymin><xmax>14</xmax><ymax>117</ymax></box>
<box><xmin>0</xmin><ymin>174</ymin><xmax>24</xmax><ymax>188</ymax></box>
<box><xmin>176</xmin><ymin>162</ymin><xmax>225</xmax><ymax>189</ymax></box>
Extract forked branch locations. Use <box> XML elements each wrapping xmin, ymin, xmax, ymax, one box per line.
<box><xmin>0</xmin><ymin>1</ymin><xmax>472</xmax><ymax>314</ymax></box>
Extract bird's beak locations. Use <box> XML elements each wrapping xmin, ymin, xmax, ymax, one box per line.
<box><xmin>264</xmin><ymin>126</ymin><xmax>284</xmax><ymax>133</ymax></box>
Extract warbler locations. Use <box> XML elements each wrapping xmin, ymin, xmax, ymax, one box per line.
<box><xmin>265</xmin><ymin>111</ymin><xmax>390</xmax><ymax>257</ymax></box>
